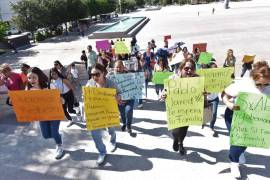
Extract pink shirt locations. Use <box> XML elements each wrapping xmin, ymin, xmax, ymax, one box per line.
<box><xmin>5</xmin><ymin>72</ymin><xmax>23</xmax><ymax>90</ymax></box>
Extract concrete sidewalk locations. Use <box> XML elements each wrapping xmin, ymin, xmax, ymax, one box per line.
<box><xmin>0</xmin><ymin>85</ymin><xmax>269</xmax><ymax>180</ymax></box>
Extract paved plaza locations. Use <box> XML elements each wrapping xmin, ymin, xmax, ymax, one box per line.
<box><xmin>0</xmin><ymin>0</ymin><xmax>270</xmax><ymax>179</ymax></box>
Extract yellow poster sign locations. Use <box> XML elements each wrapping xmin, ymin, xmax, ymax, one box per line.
<box><xmin>164</xmin><ymin>77</ymin><xmax>205</xmax><ymax>130</ymax></box>
<box><xmin>83</xmin><ymin>87</ymin><xmax>120</xmax><ymax>130</ymax></box>
<box><xmin>196</xmin><ymin>67</ymin><xmax>234</xmax><ymax>93</ymax></box>
<box><xmin>8</xmin><ymin>89</ymin><xmax>65</xmax><ymax>122</ymax></box>
<box><xmin>243</xmin><ymin>55</ymin><xmax>255</xmax><ymax>63</ymax></box>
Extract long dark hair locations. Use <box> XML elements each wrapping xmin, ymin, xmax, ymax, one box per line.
<box><xmin>54</xmin><ymin>60</ymin><xmax>64</xmax><ymax>68</ymax></box>
<box><xmin>50</xmin><ymin>67</ymin><xmax>65</xmax><ymax>80</ymax></box>
<box><xmin>27</xmin><ymin>67</ymin><xmax>49</xmax><ymax>90</ymax></box>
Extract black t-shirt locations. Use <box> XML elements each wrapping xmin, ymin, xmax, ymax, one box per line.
<box><xmin>81</xmin><ymin>54</ymin><xmax>87</xmax><ymax>62</ymax></box>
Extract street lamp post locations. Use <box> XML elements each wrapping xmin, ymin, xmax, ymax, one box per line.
<box><xmin>224</xmin><ymin>0</ymin><xmax>230</xmax><ymax>9</ymax></box>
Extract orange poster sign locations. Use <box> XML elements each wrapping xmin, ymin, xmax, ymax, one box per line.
<box><xmin>8</xmin><ymin>89</ymin><xmax>65</xmax><ymax>122</ymax></box>
<box><xmin>193</xmin><ymin>43</ymin><xmax>207</xmax><ymax>53</ymax></box>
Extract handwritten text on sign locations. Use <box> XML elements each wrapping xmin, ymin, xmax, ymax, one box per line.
<box><xmin>83</xmin><ymin>87</ymin><xmax>120</xmax><ymax>130</ymax></box>
<box><xmin>197</xmin><ymin>67</ymin><xmax>234</xmax><ymax>93</ymax></box>
<box><xmin>109</xmin><ymin>72</ymin><xmax>145</xmax><ymax>100</ymax></box>
<box><xmin>164</xmin><ymin>77</ymin><xmax>205</xmax><ymax>130</ymax></box>
<box><xmin>230</xmin><ymin>92</ymin><xmax>270</xmax><ymax>148</ymax></box>
<box><xmin>8</xmin><ymin>89</ymin><xmax>65</xmax><ymax>122</ymax></box>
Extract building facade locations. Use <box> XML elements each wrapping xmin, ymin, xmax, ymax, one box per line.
<box><xmin>0</xmin><ymin>0</ymin><xmax>18</xmax><ymax>22</ymax></box>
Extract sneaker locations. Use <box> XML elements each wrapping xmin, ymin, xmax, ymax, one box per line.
<box><xmin>179</xmin><ymin>144</ymin><xmax>186</xmax><ymax>155</ymax></box>
<box><xmin>230</xmin><ymin>162</ymin><xmax>241</xmax><ymax>179</ymax></box>
<box><xmin>97</xmin><ymin>154</ymin><xmax>106</xmax><ymax>165</ymax></box>
<box><xmin>137</xmin><ymin>104</ymin><xmax>143</xmax><ymax>109</ymax></box>
<box><xmin>67</xmin><ymin>121</ymin><xmax>75</xmax><ymax>127</ymax></box>
<box><xmin>172</xmin><ymin>139</ymin><xmax>179</xmax><ymax>152</ymax></box>
<box><xmin>121</xmin><ymin>125</ymin><xmax>126</xmax><ymax>132</ymax></box>
<box><xmin>110</xmin><ymin>143</ymin><xmax>117</xmax><ymax>153</ymax></box>
<box><xmin>239</xmin><ymin>153</ymin><xmax>246</xmax><ymax>165</ymax></box>
<box><xmin>127</xmin><ymin>128</ymin><xmax>132</xmax><ymax>134</ymax></box>
<box><xmin>55</xmin><ymin>145</ymin><xmax>64</xmax><ymax>160</ymax></box>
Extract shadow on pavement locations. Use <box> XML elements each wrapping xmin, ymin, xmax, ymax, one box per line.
<box><xmin>133</xmin><ymin>117</ymin><xmax>167</xmax><ymax>125</ymax></box>
<box><xmin>66</xmin><ymin>149</ymin><xmax>153</xmax><ymax>171</ymax></box>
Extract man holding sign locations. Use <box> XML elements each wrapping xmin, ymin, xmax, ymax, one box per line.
<box><xmin>222</xmin><ymin>61</ymin><xmax>270</xmax><ymax>178</ymax></box>
<box><xmin>85</xmin><ymin>63</ymin><xmax>120</xmax><ymax>166</ymax></box>
<box><xmin>9</xmin><ymin>67</ymin><xmax>65</xmax><ymax>160</ymax></box>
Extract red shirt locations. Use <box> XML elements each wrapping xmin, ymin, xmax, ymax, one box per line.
<box><xmin>6</xmin><ymin>72</ymin><xmax>23</xmax><ymax>90</ymax></box>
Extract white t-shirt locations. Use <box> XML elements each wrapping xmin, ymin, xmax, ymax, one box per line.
<box><xmin>71</xmin><ymin>68</ymin><xmax>79</xmax><ymax>79</ymax></box>
<box><xmin>51</xmin><ymin>78</ymin><xmax>70</xmax><ymax>94</ymax></box>
<box><xmin>225</xmin><ymin>78</ymin><xmax>270</xmax><ymax>99</ymax></box>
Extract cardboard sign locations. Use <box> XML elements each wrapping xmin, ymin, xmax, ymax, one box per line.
<box><xmin>8</xmin><ymin>90</ymin><xmax>65</xmax><ymax>122</ymax></box>
<box><xmin>83</xmin><ymin>87</ymin><xmax>120</xmax><ymax>130</ymax></box>
<box><xmin>230</xmin><ymin>92</ymin><xmax>270</xmax><ymax>148</ymax></box>
<box><xmin>152</xmin><ymin>72</ymin><xmax>173</xmax><ymax>84</ymax></box>
<box><xmin>96</xmin><ymin>40</ymin><xmax>110</xmax><ymax>51</ymax></box>
<box><xmin>197</xmin><ymin>67</ymin><xmax>234</xmax><ymax>92</ymax></box>
<box><xmin>169</xmin><ymin>52</ymin><xmax>185</xmax><ymax>66</ymax></box>
<box><xmin>164</xmin><ymin>77</ymin><xmax>205</xmax><ymax>130</ymax></box>
<box><xmin>193</xmin><ymin>43</ymin><xmax>207</xmax><ymax>53</ymax></box>
<box><xmin>114</xmin><ymin>41</ymin><xmax>130</xmax><ymax>54</ymax></box>
<box><xmin>108</xmin><ymin>72</ymin><xmax>145</xmax><ymax>100</ymax></box>
<box><xmin>164</xmin><ymin>35</ymin><xmax>172</xmax><ymax>42</ymax></box>
<box><xmin>242</xmin><ymin>55</ymin><xmax>256</xmax><ymax>63</ymax></box>
<box><xmin>198</xmin><ymin>52</ymin><xmax>213</xmax><ymax>64</ymax></box>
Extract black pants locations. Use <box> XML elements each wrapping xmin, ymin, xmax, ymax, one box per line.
<box><xmin>172</xmin><ymin>126</ymin><xmax>189</xmax><ymax>145</ymax></box>
<box><xmin>62</xmin><ymin>90</ymin><xmax>76</xmax><ymax>121</ymax></box>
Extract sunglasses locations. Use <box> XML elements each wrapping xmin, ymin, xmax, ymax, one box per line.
<box><xmin>184</xmin><ymin>67</ymin><xmax>194</xmax><ymax>71</ymax></box>
<box><xmin>90</xmin><ymin>73</ymin><xmax>101</xmax><ymax>77</ymax></box>
<box><xmin>255</xmin><ymin>83</ymin><xmax>269</xmax><ymax>87</ymax></box>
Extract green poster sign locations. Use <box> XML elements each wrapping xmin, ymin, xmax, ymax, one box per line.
<box><xmin>196</xmin><ymin>67</ymin><xmax>234</xmax><ymax>93</ymax></box>
<box><xmin>198</xmin><ymin>52</ymin><xmax>213</xmax><ymax>64</ymax></box>
<box><xmin>152</xmin><ymin>72</ymin><xmax>173</xmax><ymax>84</ymax></box>
<box><xmin>230</xmin><ymin>92</ymin><xmax>270</xmax><ymax>148</ymax></box>
<box><xmin>115</xmin><ymin>41</ymin><xmax>130</xmax><ymax>54</ymax></box>
<box><xmin>164</xmin><ymin>77</ymin><xmax>205</xmax><ymax>130</ymax></box>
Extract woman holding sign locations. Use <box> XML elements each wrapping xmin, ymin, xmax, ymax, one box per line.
<box><xmin>86</xmin><ymin>63</ymin><xmax>120</xmax><ymax>166</ymax></box>
<box><xmin>222</xmin><ymin>61</ymin><xmax>270</xmax><ymax>178</ymax></box>
<box><xmin>26</xmin><ymin>67</ymin><xmax>64</xmax><ymax>160</ymax></box>
<box><xmin>113</xmin><ymin>60</ymin><xmax>135</xmax><ymax>134</ymax></box>
<box><xmin>162</xmin><ymin>59</ymin><xmax>200</xmax><ymax>155</ymax></box>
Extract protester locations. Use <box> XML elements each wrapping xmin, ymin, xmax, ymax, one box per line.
<box><xmin>161</xmin><ymin>59</ymin><xmax>199</xmax><ymax>155</ymax></box>
<box><xmin>182</xmin><ymin>46</ymin><xmax>189</xmax><ymax>59</ymax></box>
<box><xmin>87</xmin><ymin>45</ymin><xmax>97</xmax><ymax>79</ymax></box>
<box><xmin>54</xmin><ymin>60</ymin><xmax>68</xmax><ymax>78</ymax></box>
<box><xmin>137</xmin><ymin>56</ymin><xmax>151</xmax><ymax>109</ymax></box>
<box><xmin>154</xmin><ymin>57</ymin><xmax>170</xmax><ymax>100</ymax></box>
<box><xmin>0</xmin><ymin>63</ymin><xmax>24</xmax><ymax>105</ymax></box>
<box><xmin>85</xmin><ymin>63</ymin><xmax>119</xmax><ymax>165</ymax></box>
<box><xmin>223</xmin><ymin>49</ymin><xmax>236</xmax><ymax>67</ymax></box>
<box><xmin>204</xmin><ymin>62</ymin><xmax>220</xmax><ymax>136</ymax></box>
<box><xmin>240</xmin><ymin>58</ymin><xmax>253</xmax><ymax>77</ymax></box>
<box><xmin>69</xmin><ymin>63</ymin><xmax>80</xmax><ymax>88</ymax></box>
<box><xmin>20</xmin><ymin>63</ymin><xmax>31</xmax><ymax>88</ymax></box>
<box><xmin>112</xmin><ymin>60</ymin><xmax>135</xmax><ymax>134</ymax></box>
<box><xmin>222</xmin><ymin>60</ymin><xmax>270</xmax><ymax>178</ymax></box>
<box><xmin>26</xmin><ymin>67</ymin><xmax>64</xmax><ymax>159</ymax></box>
<box><xmin>80</xmin><ymin>50</ymin><xmax>88</xmax><ymax>70</ymax></box>
<box><xmin>50</xmin><ymin>67</ymin><xmax>77</xmax><ymax>127</ymax></box>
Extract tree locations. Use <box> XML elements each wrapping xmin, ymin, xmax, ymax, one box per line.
<box><xmin>83</xmin><ymin>0</ymin><xmax>116</xmax><ymax>16</ymax></box>
<box><xmin>11</xmin><ymin>0</ymin><xmax>42</xmax><ymax>36</ymax></box>
<box><xmin>0</xmin><ymin>21</ymin><xmax>9</xmax><ymax>40</ymax></box>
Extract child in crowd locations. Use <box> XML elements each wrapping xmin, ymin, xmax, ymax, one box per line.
<box><xmin>20</xmin><ymin>63</ymin><xmax>30</xmax><ymax>89</ymax></box>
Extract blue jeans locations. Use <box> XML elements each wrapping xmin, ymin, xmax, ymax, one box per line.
<box><xmin>209</xmin><ymin>97</ymin><xmax>219</xmax><ymax>129</ymax></box>
<box><xmin>224</xmin><ymin>107</ymin><xmax>247</xmax><ymax>163</ymax></box>
<box><xmin>39</xmin><ymin>120</ymin><xmax>62</xmax><ymax>144</ymax></box>
<box><xmin>155</xmin><ymin>84</ymin><xmax>164</xmax><ymax>96</ymax></box>
<box><xmin>91</xmin><ymin>127</ymin><xmax>116</xmax><ymax>155</ymax></box>
<box><xmin>118</xmin><ymin>99</ymin><xmax>135</xmax><ymax>129</ymax></box>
